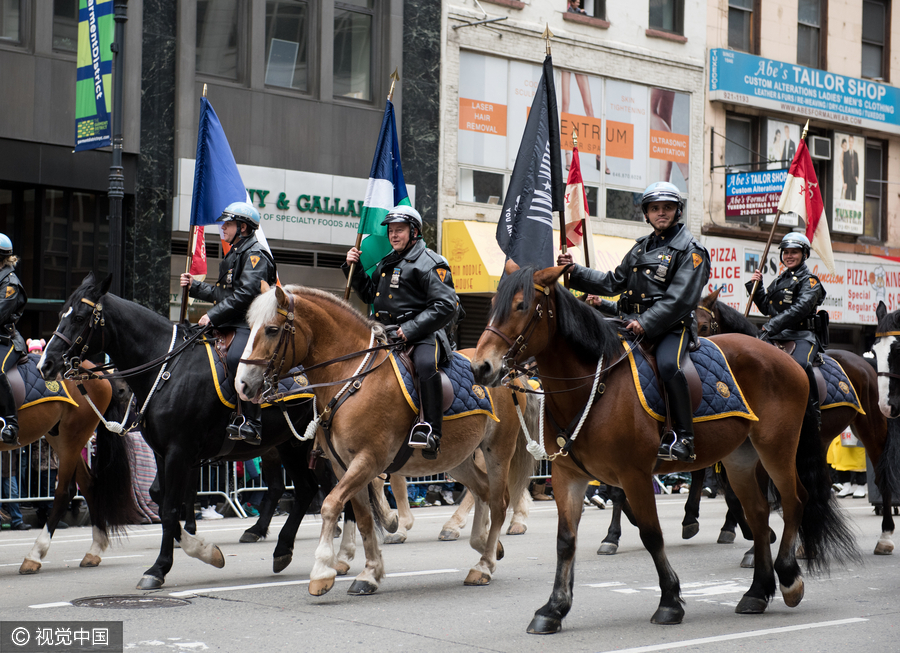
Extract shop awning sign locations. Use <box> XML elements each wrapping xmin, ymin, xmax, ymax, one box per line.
<box><xmin>725</xmin><ymin>168</ymin><xmax>788</xmax><ymax>217</ymax></box>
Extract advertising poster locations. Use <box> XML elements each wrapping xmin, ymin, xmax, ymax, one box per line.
<box><xmin>74</xmin><ymin>0</ymin><xmax>113</xmax><ymax>152</ymax></box>
<box><xmin>765</xmin><ymin>119</ymin><xmax>804</xmax><ymax>170</ymax></box>
<box><xmin>832</xmin><ymin>132</ymin><xmax>865</xmax><ymax>234</ymax></box>
<box><xmin>557</xmin><ymin>69</ymin><xmax>604</xmax><ymax>184</ymax></box>
<box><xmin>648</xmin><ymin>89</ymin><xmax>690</xmax><ymax>193</ymax></box>
<box><xmin>506</xmin><ymin>60</ymin><xmax>545</xmax><ymax>171</ymax></box>
<box><xmin>458</xmin><ymin>52</ymin><xmax>509</xmax><ymax>170</ymax></box>
<box><xmin>604</xmin><ymin>80</ymin><xmax>649</xmax><ymax>191</ymax></box>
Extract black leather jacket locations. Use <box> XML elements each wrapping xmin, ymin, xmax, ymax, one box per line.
<box><xmin>0</xmin><ymin>265</ymin><xmax>27</xmax><ymax>358</ymax></box>
<box><xmin>343</xmin><ymin>239</ymin><xmax>459</xmax><ymax>353</ymax></box>
<box><xmin>189</xmin><ymin>234</ymin><xmax>276</xmax><ymax>329</ymax></box>
<box><xmin>568</xmin><ymin>223</ymin><xmax>711</xmax><ymax>340</ymax></box>
<box><xmin>745</xmin><ymin>262</ymin><xmax>825</xmax><ymax>344</ymax></box>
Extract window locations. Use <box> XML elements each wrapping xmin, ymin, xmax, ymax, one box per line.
<box><xmin>725</xmin><ymin>116</ymin><xmax>754</xmax><ymax>172</ymax></box>
<box><xmin>605</xmin><ymin>189</ymin><xmax>644</xmax><ymax>223</ymax></box>
<box><xmin>265</xmin><ymin>1</ymin><xmax>310</xmax><ymax>91</ymax></box>
<box><xmin>334</xmin><ymin>0</ymin><xmax>373</xmax><ymax>101</ymax></box>
<box><xmin>53</xmin><ymin>0</ymin><xmax>79</xmax><ymax>52</ymax></box>
<box><xmin>196</xmin><ymin>0</ymin><xmax>242</xmax><ymax>80</ymax></box>
<box><xmin>862</xmin><ymin>0</ymin><xmax>889</xmax><ymax>80</ymax></box>
<box><xmin>458</xmin><ymin>168</ymin><xmax>505</xmax><ymax>205</ymax></box>
<box><xmin>797</xmin><ymin>0</ymin><xmax>824</xmax><ymax>69</ymax></box>
<box><xmin>649</xmin><ymin>0</ymin><xmax>683</xmax><ymax>35</ymax></box>
<box><xmin>863</xmin><ymin>141</ymin><xmax>886</xmax><ymax>240</ymax></box>
<box><xmin>728</xmin><ymin>0</ymin><xmax>754</xmax><ymax>53</ymax></box>
<box><xmin>586</xmin><ymin>1</ymin><xmax>606</xmax><ymax>20</ymax></box>
<box><xmin>0</xmin><ymin>0</ymin><xmax>21</xmax><ymax>44</ymax></box>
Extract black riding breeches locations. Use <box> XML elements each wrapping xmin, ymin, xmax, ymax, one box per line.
<box><xmin>655</xmin><ymin>327</ymin><xmax>691</xmax><ymax>383</ymax></box>
<box><xmin>789</xmin><ymin>340</ymin><xmax>816</xmax><ymax>369</ymax></box>
<box><xmin>411</xmin><ymin>342</ymin><xmax>439</xmax><ymax>383</ymax></box>
<box><xmin>0</xmin><ymin>340</ymin><xmax>15</xmax><ymax>373</ymax></box>
<box><xmin>226</xmin><ymin>327</ymin><xmax>251</xmax><ymax>379</ymax></box>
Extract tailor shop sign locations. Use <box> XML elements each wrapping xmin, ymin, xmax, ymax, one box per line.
<box><xmin>725</xmin><ymin>169</ymin><xmax>788</xmax><ymax>217</ymax></box>
<box><xmin>709</xmin><ymin>49</ymin><xmax>900</xmax><ymax>135</ymax></box>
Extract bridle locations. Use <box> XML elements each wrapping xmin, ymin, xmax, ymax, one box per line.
<box><xmin>484</xmin><ymin>282</ymin><xmax>552</xmax><ymax>373</ymax></box>
<box><xmin>696</xmin><ymin>304</ymin><xmax>719</xmax><ymax>336</ymax></box>
<box><xmin>53</xmin><ymin>298</ymin><xmax>105</xmax><ymax>374</ymax></box>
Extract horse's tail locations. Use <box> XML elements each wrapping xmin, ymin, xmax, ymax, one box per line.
<box><xmin>366</xmin><ymin>481</ymin><xmax>391</xmax><ymax>537</ymax></box>
<box><xmin>795</xmin><ymin>401</ymin><xmax>862</xmax><ymax>573</ymax></box>
<box><xmin>91</xmin><ymin>386</ymin><xmax>142</xmax><ymax>536</ymax></box>
<box><xmin>876</xmin><ymin>418</ymin><xmax>900</xmax><ymax>499</ymax></box>
<box><xmin>508</xmin><ymin>390</ymin><xmax>540</xmax><ymax>510</ymax></box>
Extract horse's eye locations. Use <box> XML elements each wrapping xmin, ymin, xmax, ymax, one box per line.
<box><xmin>72</xmin><ymin>315</ymin><xmax>84</xmax><ymax>324</ymax></box>
<box><xmin>265</xmin><ymin>326</ymin><xmax>279</xmax><ymax>337</ymax></box>
<box><xmin>515</xmin><ymin>301</ymin><xmax>526</xmax><ymax>312</ymax></box>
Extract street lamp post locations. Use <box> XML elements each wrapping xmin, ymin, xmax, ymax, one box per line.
<box><xmin>107</xmin><ymin>0</ymin><xmax>128</xmax><ymax>296</ymax></box>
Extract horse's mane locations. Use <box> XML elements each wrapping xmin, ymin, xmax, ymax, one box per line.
<box><xmin>714</xmin><ymin>300</ymin><xmax>759</xmax><ymax>337</ymax></box>
<box><xmin>247</xmin><ymin>284</ymin><xmax>380</xmax><ymax>334</ymax></box>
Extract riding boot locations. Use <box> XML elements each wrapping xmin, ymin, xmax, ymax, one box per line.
<box><xmin>409</xmin><ymin>372</ymin><xmax>443</xmax><ymax>460</ymax></box>
<box><xmin>226</xmin><ymin>400</ymin><xmax>262</xmax><ymax>445</ymax></box>
<box><xmin>804</xmin><ymin>365</ymin><xmax>822</xmax><ymax>435</ymax></box>
<box><xmin>0</xmin><ymin>373</ymin><xmax>18</xmax><ymax>445</ymax></box>
<box><xmin>659</xmin><ymin>370</ymin><xmax>695</xmax><ymax>462</ymax></box>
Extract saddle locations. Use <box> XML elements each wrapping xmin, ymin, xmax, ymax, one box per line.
<box><xmin>394</xmin><ymin>345</ymin><xmax>454</xmax><ymax>413</ymax></box>
<box><xmin>7</xmin><ymin>354</ymin><xmax>28</xmax><ymax>409</ymax></box>
<box><xmin>773</xmin><ymin>341</ymin><xmax>827</xmax><ymax>400</ymax></box>
<box><xmin>630</xmin><ymin>338</ymin><xmax>702</xmax><ymax>414</ymax></box>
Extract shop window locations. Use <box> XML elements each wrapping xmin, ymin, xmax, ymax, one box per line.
<box><xmin>458</xmin><ymin>168</ymin><xmax>505</xmax><ymax>205</ymax></box>
<box><xmin>797</xmin><ymin>0</ymin><xmax>824</xmax><ymax>69</ymax></box>
<box><xmin>196</xmin><ymin>0</ymin><xmax>243</xmax><ymax>80</ymax></box>
<box><xmin>862</xmin><ymin>0</ymin><xmax>889</xmax><ymax>81</ymax></box>
<box><xmin>724</xmin><ymin>116</ymin><xmax>754</xmax><ymax>172</ymax></box>
<box><xmin>649</xmin><ymin>0</ymin><xmax>683</xmax><ymax>35</ymax></box>
<box><xmin>0</xmin><ymin>0</ymin><xmax>21</xmax><ymax>44</ymax></box>
<box><xmin>53</xmin><ymin>0</ymin><xmax>78</xmax><ymax>52</ymax></box>
<box><xmin>728</xmin><ymin>0</ymin><xmax>755</xmax><ymax>53</ymax></box>
<box><xmin>334</xmin><ymin>0</ymin><xmax>373</xmax><ymax>101</ymax></box>
<box><xmin>566</xmin><ymin>1</ymin><xmax>605</xmax><ymax>19</ymax></box>
<box><xmin>585</xmin><ymin>186</ymin><xmax>598</xmax><ymax>217</ymax></box>
<box><xmin>605</xmin><ymin>189</ymin><xmax>643</xmax><ymax>223</ymax></box>
<box><xmin>265</xmin><ymin>0</ymin><xmax>310</xmax><ymax>91</ymax></box>
<box><xmin>863</xmin><ymin>141</ymin><xmax>886</xmax><ymax>241</ymax></box>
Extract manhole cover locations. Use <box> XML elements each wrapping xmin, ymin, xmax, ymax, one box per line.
<box><xmin>71</xmin><ymin>595</ymin><xmax>191</xmax><ymax>609</ymax></box>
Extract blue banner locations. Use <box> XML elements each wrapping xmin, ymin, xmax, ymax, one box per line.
<box><xmin>724</xmin><ymin>168</ymin><xmax>789</xmax><ymax>218</ymax></box>
<box><xmin>709</xmin><ymin>49</ymin><xmax>900</xmax><ymax>135</ymax></box>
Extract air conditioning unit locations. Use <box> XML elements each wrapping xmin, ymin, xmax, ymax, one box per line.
<box><xmin>809</xmin><ymin>135</ymin><xmax>832</xmax><ymax>160</ymax></box>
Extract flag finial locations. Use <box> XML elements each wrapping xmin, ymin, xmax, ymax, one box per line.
<box><xmin>801</xmin><ymin>119</ymin><xmax>809</xmax><ymax>140</ymax></box>
<box><xmin>388</xmin><ymin>68</ymin><xmax>400</xmax><ymax>102</ymax></box>
<box><xmin>202</xmin><ymin>83</ymin><xmax>207</xmax><ymax>98</ymax></box>
<box><xmin>572</xmin><ymin>127</ymin><xmax>578</xmax><ymax>148</ymax></box>
<box><xmin>542</xmin><ymin>24</ymin><xmax>553</xmax><ymax>55</ymax></box>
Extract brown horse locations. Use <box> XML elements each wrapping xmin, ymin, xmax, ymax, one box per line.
<box><xmin>235</xmin><ymin>285</ymin><xmax>533</xmax><ymax>596</ymax></box>
<box><xmin>1</xmin><ymin>360</ymin><xmax>137</xmax><ymax>574</ymax></box>
<box><xmin>471</xmin><ymin>265</ymin><xmax>858</xmax><ymax>633</ymax></box>
<box><xmin>697</xmin><ymin>288</ymin><xmax>898</xmax><ymax>556</ymax></box>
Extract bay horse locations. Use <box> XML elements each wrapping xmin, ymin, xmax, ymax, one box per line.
<box><xmin>1</xmin><ymin>361</ymin><xmax>138</xmax><ymax>574</ymax></box>
<box><xmin>472</xmin><ymin>265</ymin><xmax>858</xmax><ymax>633</ymax></box>
<box><xmin>38</xmin><ymin>273</ymin><xmax>342</xmax><ymax>590</ymax></box>
<box><xmin>235</xmin><ymin>285</ymin><xmax>534</xmax><ymax>596</ymax></box>
<box><xmin>697</xmin><ymin>289</ymin><xmax>898</xmax><ymax>556</ymax></box>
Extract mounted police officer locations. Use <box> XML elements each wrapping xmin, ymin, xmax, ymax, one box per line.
<box><xmin>747</xmin><ymin>232</ymin><xmax>826</xmax><ymax>424</ymax></box>
<box><xmin>180</xmin><ymin>202</ymin><xmax>276</xmax><ymax>445</ymax></box>
<box><xmin>343</xmin><ymin>205</ymin><xmax>459</xmax><ymax>460</ymax></box>
<box><xmin>558</xmin><ymin>181</ymin><xmax>710</xmax><ymax>462</ymax></box>
<box><xmin>0</xmin><ymin>233</ymin><xmax>26</xmax><ymax>445</ymax></box>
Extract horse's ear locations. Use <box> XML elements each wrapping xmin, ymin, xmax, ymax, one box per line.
<box><xmin>504</xmin><ymin>259</ymin><xmax>520</xmax><ymax>275</ymax></box>
<box><xmin>260</xmin><ymin>280</ymin><xmax>271</xmax><ymax>294</ymax></box>
<box><xmin>275</xmin><ymin>285</ymin><xmax>288</xmax><ymax>307</ymax></box>
<box><xmin>98</xmin><ymin>273</ymin><xmax>113</xmax><ymax>296</ymax></box>
<box><xmin>707</xmin><ymin>287</ymin><xmax>722</xmax><ymax>306</ymax></box>
<box><xmin>876</xmin><ymin>301</ymin><xmax>888</xmax><ymax>322</ymax></box>
<box><xmin>535</xmin><ymin>264</ymin><xmax>571</xmax><ymax>288</ymax></box>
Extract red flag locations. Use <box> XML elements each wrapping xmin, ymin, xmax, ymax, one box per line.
<box><xmin>564</xmin><ymin>145</ymin><xmax>588</xmax><ymax>248</ymax></box>
<box><xmin>189</xmin><ymin>226</ymin><xmax>207</xmax><ymax>279</ymax></box>
<box><xmin>776</xmin><ymin>139</ymin><xmax>835</xmax><ymax>274</ymax></box>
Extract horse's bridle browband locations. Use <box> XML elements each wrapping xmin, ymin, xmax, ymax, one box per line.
<box><xmin>697</xmin><ymin>304</ymin><xmax>720</xmax><ymax>335</ymax></box>
<box><xmin>53</xmin><ymin>298</ymin><xmax>105</xmax><ymax>372</ymax></box>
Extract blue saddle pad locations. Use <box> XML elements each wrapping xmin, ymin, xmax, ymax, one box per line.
<box><xmin>391</xmin><ymin>351</ymin><xmax>498</xmax><ymax>421</ymax></box>
<box><xmin>628</xmin><ymin>338</ymin><xmax>757</xmax><ymax>423</ymax></box>
<box><xmin>819</xmin><ymin>355</ymin><xmax>865</xmax><ymax>413</ymax></box>
<box><xmin>18</xmin><ymin>353</ymin><xmax>78</xmax><ymax>409</ymax></box>
<box><xmin>203</xmin><ymin>342</ymin><xmax>312</xmax><ymax>409</ymax></box>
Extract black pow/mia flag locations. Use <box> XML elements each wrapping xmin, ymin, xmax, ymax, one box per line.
<box><xmin>496</xmin><ymin>54</ymin><xmax>565</xmax><ymax>270</ymax></box>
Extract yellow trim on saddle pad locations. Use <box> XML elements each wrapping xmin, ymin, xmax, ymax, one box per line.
<box><xmin>821</xmin><ymin>358</ymin><xmax>866</xmax><ymax>416</ymax></box>
<box><xmin>21</xmin><ymin>379</ymin><xmax>79</xmax><ymax>410</ymax></box>
<box><xmin>625</xmin><ymin>338</ymin><xmax>758</xmax><ymax>424</ymax></box>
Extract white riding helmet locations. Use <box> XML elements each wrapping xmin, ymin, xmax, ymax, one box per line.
<box><xmin>380</xmin><ymin>205</ymin><xmax>423</xmax><ymax>234</ymax></box>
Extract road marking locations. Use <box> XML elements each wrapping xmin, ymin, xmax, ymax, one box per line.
<box><xmin>582</xmin><ymin>581</ymin><xmax>625</xmax><ymax>588</ymax></box>
<box><xmin>30</xmin><ymin>602</ymin><xmax>73</xmax><ymax>609</ymax></box>
<box><xmin>168</xmin><ymin>568</ymin><xmax>460</xmax><ymax>597</ymax></box>
<box><xmin>595</xmin><ymin>618</ymin><xmax>868</xmax><ymax>653</ymax></box>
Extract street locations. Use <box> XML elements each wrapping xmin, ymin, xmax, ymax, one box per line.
<box><xmin>1</xmin><ymin>493</ymin><xmax>897</xmax><ymax>652</ymax></box>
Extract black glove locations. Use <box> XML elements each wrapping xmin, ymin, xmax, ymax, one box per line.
<box><xmin>758</xmin><ymin>328</ymin><xmax>771</xmax><ymax>343</ymax></box>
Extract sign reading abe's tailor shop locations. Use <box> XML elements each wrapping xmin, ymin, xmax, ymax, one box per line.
<box><xmin>725</xmin><ymin>168</ymin><xmax>788</xmax><ymax>217</ymax></box>
<box><xmin>709</xmin><ymin>49</ymin><xmax>900</xmax><ymax>135</ymax></box>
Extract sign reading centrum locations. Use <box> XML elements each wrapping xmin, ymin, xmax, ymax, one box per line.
<box><xmin>709</xmin><ymin>49</ymin><xmax>900</xmax><ymax>135</ymax></box>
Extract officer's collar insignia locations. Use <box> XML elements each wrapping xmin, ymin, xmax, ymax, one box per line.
<box><xmin>436</xmin><ymin>268</ymin><xmax>448</xmax><ymax>282</ymax></box>
<box><xmin>810</xmin><ymin>278</ymin><xmax>817</xmax><ymax>286</ymax></box>
<box><xmin>4</xmin><ymin>286</ymin><xmax>14</xmax><ymax>298</ymax></box>
<box><xmin>250</xmin><ymin>255</ymin><xmax>261</xmax><ymax>268</ymax></box>
<box><xmin>691</xmin><ymin>253</ymin><xmax>702</xmax><ymax>269</ymax></box>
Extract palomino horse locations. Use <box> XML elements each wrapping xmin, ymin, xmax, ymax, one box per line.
<box><xmin>1</xmin><ymin>361</ymin><xmax>138</xmax><ymax>574</ymax></box>
<box><xmin>235</xmin><ymin>285</ymin><xmax>534</xmax><ymax>596</ymax></box>
<box><xmin>39</xmin><ymin>273</ymin><xmax>341</xmax><ymax>590</ymax></box>
<box><xmin>697</xmin><ymin>289</ymin><xmax>898</xmax><ymax>556</ymax></box>
<box><xmin>472</xmin><ymin>265</ymin><xmax>858</xmax><ymax>633</ymax></box>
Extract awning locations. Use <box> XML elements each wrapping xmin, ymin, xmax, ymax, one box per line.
<box><xmin>441</xmin><ymin>220</ymin><xmax>636</xmax><ymax>293</ymax></box>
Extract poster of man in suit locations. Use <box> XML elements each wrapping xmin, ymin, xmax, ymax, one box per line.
<box><xmin>766</xmin><ymin>119</ymin><xmax>803</xmax><ymax>170</ymax></box>
<box><xmin>833</xmin><ymin>132</ymin><xmax>865</xmax><ymax>234</ymax></box>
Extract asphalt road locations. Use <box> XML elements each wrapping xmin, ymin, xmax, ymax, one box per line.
<box><xmin>1</xmin><ymin>493</ymin><xmax>897</xmax><ymax>652</ymax></box>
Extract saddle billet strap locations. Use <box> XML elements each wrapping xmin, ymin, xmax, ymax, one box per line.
<box><xmin>262</xmin><ymin>348</ymin><xmax>396</xmax><ymax>402</ymax></box>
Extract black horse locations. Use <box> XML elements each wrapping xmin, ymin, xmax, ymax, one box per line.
<box><xmin>39</xmin><ymin>273</ymin><xmax>357</xmax><ymax>589</ymax></box>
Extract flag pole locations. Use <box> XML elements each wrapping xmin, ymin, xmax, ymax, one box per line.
<box><xmin>744</xmin><ymin>120</ymin><xmax>809</xmax><ymax>317</ymax></box>
<box><xmin>543</xmin><ymin>25</ymin><xmax>569</xmax><ymax>288</ymax></box>
<box><xmin>345</xmin><ymin>69</ymin><xmax>400</xmax><ymax>301</ymax></box>
<box><xmin>181</xmin><ymin>84</ymin><xmax>208</xmax><ymax>323</ymax></box>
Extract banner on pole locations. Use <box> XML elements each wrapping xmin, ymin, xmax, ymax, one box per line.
<box><xmin>74</xmin><ymin>0</ymin><xmax>113</xmax><ymax>152</ymax></box>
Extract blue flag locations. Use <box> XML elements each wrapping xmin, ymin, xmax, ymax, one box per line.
<box><xmin>190</xmin><ymin>97</ymin><xmax>247</xmax><ymax>227</ymax></box>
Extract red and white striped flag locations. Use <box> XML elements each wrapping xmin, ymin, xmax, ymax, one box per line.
<box><xmin>562</xmin><ymin>144</ymin><xmax>596</xmax><ymax>267</ymax></box>
<box><xmin>189</xmin><ymin>226</ymin><xmax>207</xmax><ymax>281</ymax></box>
<box><xmin>776</xmin><ymin>139</ymin><xmax>835</xmax><ymax>274</ymax></box>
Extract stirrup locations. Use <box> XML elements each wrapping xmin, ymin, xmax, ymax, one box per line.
<box><xmin>408</xmin><ymin>422</ymin><xmax>432</xmax><ymax>448</ymax></box>
<box><xmin>0</xmin><ymin>417</ymin><xmax>18</xmax><ymax>445</ymax></box>
<box><xmin>658</xmin><ymin>431</ymin><xmax>695</xmax><ymax>462</ymax></box>
<box><xmin>227</xmin><ymin>415</ymin><xmax>247</xmax><ymax>441</ymax></box>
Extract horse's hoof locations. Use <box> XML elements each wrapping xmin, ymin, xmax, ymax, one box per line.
<box><xmin>526</xmin><ymin>614</ymin><xmax>562</xmax><ymax>634</ymax></box>
<box><xmin>651</xmin><ymin>605</ymin><xmax>684</xmax><ymax>625</ymax></box>
<box><xmin>874</xmin><ymin>540</ymin><xmax>894</xmax><ymax>555</ymax></box>
<box><xmin>735</xmin><ymin>595</ymin><xmax>768</xmax><ymax>614</ymax></box>
<box><xmin>334</xmin><ymin>560</ymin><xmax>351</xmax><ymax>576</ymax></box>
<box><xmin>240</xmin><ymin>531</ymin><xmax>262</xmax><ymax>543</ymax></box>
<box><xmin>682</xmin><ymin>523</ymin><xmax>699</xmax><ymax>540</ymax></box>
<box><xmin>781</xmin><ymin>579</ymin><xmax>804</xmax><ymax>608</ymax></box>
<box><xmin>717</xmin><ymin>530</ymin><xmax>736</xmax><ymax>544</ymax></box>
<box><xmin>463</xmin><ymin>569</ymin><xmax>491</xmax><ymax>586</ymax></box>
<box><xmin>438</xmin><ymin>529</ymin><xmax>460</xmax><ymax>541</ymax></box>
<box><xmin>597</xmin><ymin>542</ymin><xmax>618</xmax><ymax>555</ymax></box>
<box><xmin>347</xmin><ymin>580</ymin><xmax>379</xmax><ymax>595</ymax></box>
<box><xmin>740</xmin><ymin>552</ymin><xmax>755</xmax><ymax>568</ymax></box>
<box><xmin>308</xmin><ymin>577</ymin><xmax>334</xmax><ymax>596</ymax></box>
<box><xmin>273</xmin><ymin>554</ymin><xmax>292</xmax><ymax>573</ymax></box>
<box><xmin>507</xmin><ymin>523</ymin><xmax>527</xmax><ymax>535</ymax></box>
<box><xmin>209</xmin><ymin>545</ymin><xmax>226</xmax><ymax>569</ymax></box>
<box><xmin>384</xmin><ymin>533</ymin><xmax>407</xmax><ymax>544</ymax></box>
<box><xmin>137</xmin><ymin>575</ymin><xmax>164</xmax><ymax>590</ymax></box>
<box><xmin>496</xmin><ymin>541</ymin><xmax>505</xmax><ymax>561</ymax></box>
<box><xmin>19</xmin><ymin>560</ymin><xmax>41</xmax><ymax>575</ymax></box>
<box><xmin>385</xmin><ymin>514</ymin><xmax>399</xmax><ymax>534</ymax></box>
<box><xmin>80</xmin><ymin>553</ymin><xmax>101</xmax><ymax>568</ymax></box>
